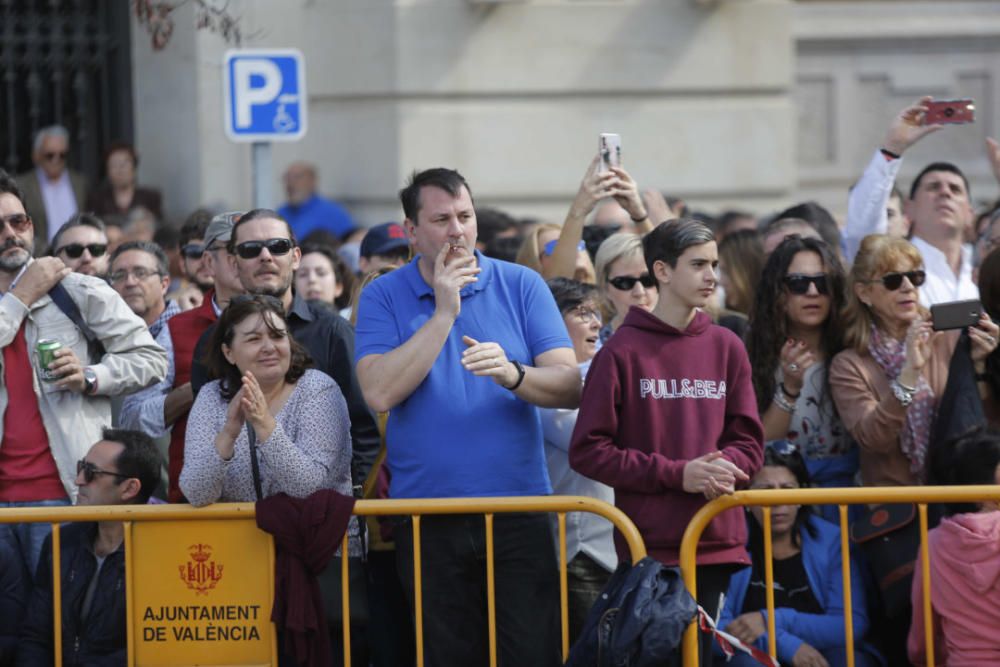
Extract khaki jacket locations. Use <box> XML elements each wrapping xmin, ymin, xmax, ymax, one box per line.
<box><xmin>0</xmin><ymin>270</ymin><xmax>167</xmax><ymax>501</ymax></box>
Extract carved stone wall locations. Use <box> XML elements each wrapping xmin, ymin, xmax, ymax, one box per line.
<box><xmin>794</xmin><ymin>1</ymin><xmax>1000</xmax><ymax>217</ymax></box>
<box><xmin>130</xmin><ymin>0</ymin><xmax>1000</xmax><ymax>225</ymax></box>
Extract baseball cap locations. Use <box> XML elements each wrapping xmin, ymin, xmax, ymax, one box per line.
<box><xmin>360</xmin><ymin>222</ymin><xmax>409</xmax><ymax>258</ymax></box>
<box><xmin>203</xmin><ymin>211</ymin><xmax>244</xmax><ymax>249</ymax></box>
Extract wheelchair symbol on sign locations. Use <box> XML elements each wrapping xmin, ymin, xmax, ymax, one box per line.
<box><xmin>273</xmin><ymin>94</ymin><xmax>298</xmax><ymax>133</ymax></box>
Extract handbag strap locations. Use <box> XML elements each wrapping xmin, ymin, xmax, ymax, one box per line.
<box><xmin>245</xmin><ymin>422</ymin><xmax>263</xmax><ymax>502</ymax></box>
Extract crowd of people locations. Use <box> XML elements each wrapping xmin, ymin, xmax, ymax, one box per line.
<box><xmin>0</xmin><ymin>95</ymin><xmax>998</xmax><ymax>667</ymax></box>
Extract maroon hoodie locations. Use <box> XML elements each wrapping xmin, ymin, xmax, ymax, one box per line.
<box><xmin>569</xmin><ymin>307</ymin><xmax>763</xmax><ymax>566</ymax></box>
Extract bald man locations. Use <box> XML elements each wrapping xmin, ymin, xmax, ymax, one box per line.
<box><xmin>277</xmin><ymin>161</ymin><xmax>355</xmax><ymax>241</ymax></box>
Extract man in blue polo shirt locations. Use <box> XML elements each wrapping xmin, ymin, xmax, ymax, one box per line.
<box><xmin>355</xmin><ymin>167</ymin><xmax>580</xmax><ymax>667</ymax></box>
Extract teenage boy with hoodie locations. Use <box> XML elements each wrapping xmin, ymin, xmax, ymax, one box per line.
<box><xmin>569</xmin><ymin>219</ymin><xmax>764</xmax><ymax>663</ymax></box>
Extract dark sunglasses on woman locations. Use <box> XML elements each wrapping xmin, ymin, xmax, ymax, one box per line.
<box><xmin>608</xmin><ymin>274</ymin><xmax>657</xmax><ymax>291</ymax></box>
<box><xmin>871</xmin><ymin>270</ymin><xmax>926</xmax><ymax>291</ymax></box>
<box><xmin>783</xmin><ymin>273</ymin><xmax>829</xmax><ymax>295</ymax></box>
<box><xmin>57</xmin><ymin>243</ymin><xmax>107</xmax><ymax>259</ymax></box>
<box><xmin>235</xmin><ymin>238</ymin><xmax>294</xmax><ymax>260</ymax></box>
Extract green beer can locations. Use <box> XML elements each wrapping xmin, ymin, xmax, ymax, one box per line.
<box><xmin>36</xmin><ymin>339</ymin><xmax>62</xmax><ymax>382</ymax></box>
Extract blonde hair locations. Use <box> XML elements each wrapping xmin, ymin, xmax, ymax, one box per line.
<box><xmin>349</xmin><ymin>266</ymin><xmax>397</xmax><ymax>327</ymax></box>
<box><xmin>515</xmin><ymin>223</ymin><xmax>561</xmax><ymax>274</ymax></box>
<box><xmin>594</xmin><ymin>232</ymin><xmax>645</xmax><ymax>318</ymax></box>
<box><xmin>842</xmin><ymin>234</ymin><xmax>928</xmax><ymax>352</ymax></box>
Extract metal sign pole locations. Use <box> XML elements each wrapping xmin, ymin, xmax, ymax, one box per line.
<box><xmin>251</xmin><ymin>141</ymin><xmax>272</xmax><ymax>209</ymax></box>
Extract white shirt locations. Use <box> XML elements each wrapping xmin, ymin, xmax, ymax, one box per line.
<box><xmin>910</xmin><ymin>236</ymin><xmax>978</xmax><ymax>307</ymax></box>
<box><xmin>36</xmin><ymin>167</ymin><xmax>78</xmax><ymax>240</ymax></box>
<box><xmin>844</xmin><ymin>150</ymin><xmax>901</xmax><ymax>263</ymax></box>
<box><xmin>845</xmin><ymin>149</ymin><xmax>979</xmax><ymax>306</ymax></box>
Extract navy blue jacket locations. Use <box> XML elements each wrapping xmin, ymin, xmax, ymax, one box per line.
<box><xmin>565</xmin><ymin>556</ymin><xmax>696</xmax><ymax>667</ymax></box>
<box><xmin>717</xmin><ymin>515</ymin><xmax>870</xmax><ymax>664</ymax></box>
<box><xmin>0</xmin><ymin>536</ymin><xmax>29</xmax><ymax>665</ymax></box>
<box><xmin>17</xmin><ymin>523</ymin><xmax>126</xmax><ymax>667</ymax></box>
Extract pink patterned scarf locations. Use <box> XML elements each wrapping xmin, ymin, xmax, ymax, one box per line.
<box><xmin>869</xmin><ymin>325</ymin><xmax>936</xmax><ymax>475</ymax></box>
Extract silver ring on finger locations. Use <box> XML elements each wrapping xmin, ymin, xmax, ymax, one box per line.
<box><xmin>788</xmin><ymin>363</ymin><xmax>799</xmax><ymax>372</ymax></box>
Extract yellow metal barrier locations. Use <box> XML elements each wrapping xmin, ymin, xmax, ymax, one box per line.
<box><xmin>0</xmin><ymin>495</ymin><xmax>645</xmax><ymax>667</ymax></box>
<box><xmin>678</xmin><ymin>485</ymin><xmax>1000</xmax><ymax>667</ymax></box>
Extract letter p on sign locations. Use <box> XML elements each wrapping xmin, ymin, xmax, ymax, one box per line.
<box><xmin>224</xmin><ymin>49</ymin><xmax>307</xmax><ymax>142</ymax></box>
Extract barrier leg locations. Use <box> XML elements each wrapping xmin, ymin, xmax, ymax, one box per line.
<box><xmin>485</xmin><ymin>513</ymin><xmax>497</xmax><ymax>667</ymax></box>
<box><xmin>413</xmin><ymin>516</ymin><xmax>424</xmax><ymax>667</ymax></box>
<box><xmin>763</xmin><ymin>507</ymin><xmax>776</xmax><ymax>659</ymax></box>
<box><xmin>125</xmin><ymin>521</ymin><xmax>134</xmax><ymax>667</ymax></box>
<box><xmin>839</xmin><ymin>505</ymin><xmax>855</xmax><ymax>667</ymax></box>
<box><xmin>51</xmin><ymin>522</ymin><xmax>62</xmax><ymax>667</ymax></box>
<box><xmin>342</xmin><ymin>533</ymin><xmax>351</xmax><ymax>667</ymax></box>
<box><xmin>919</xmin><ymin>504</ymin><xmax>934</xmax><ymax>667</ymax></box>
<box><xmin>558</xmin><ymin>512</ymin><xmax>569</xmax><ymax>660</ymax></box>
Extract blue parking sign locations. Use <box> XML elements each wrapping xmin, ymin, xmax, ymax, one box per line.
<box><xmin>224</xmin><ymin>49</ymin><xmax>307</xmax><ymax>142</ymax></box>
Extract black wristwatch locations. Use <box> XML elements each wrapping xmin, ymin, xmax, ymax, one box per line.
<box><xmin>505</xmin><ymin>360</ymin><xmax>526</xmax><ymax>391</ymax></box>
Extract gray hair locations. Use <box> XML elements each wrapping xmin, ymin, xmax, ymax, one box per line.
<box><xmin>33</xmin><ymin>125</ymin><xmax>70</xmax><ymax>154</ymax></box>
<box><xmin>110</xmin><ymin>240</ymin><xmax>169</xmax><ymax>277</ymax></box>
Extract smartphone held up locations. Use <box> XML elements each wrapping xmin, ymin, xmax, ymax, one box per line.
<box><xmin>599</xmin><ymin>133</ymin><xmax>621</xmax><ymax>172</ymax></box>
<box><xmin>923</xmin><ymin>99</ymin><xmax>975</xmax><ymax>125</ymax></box>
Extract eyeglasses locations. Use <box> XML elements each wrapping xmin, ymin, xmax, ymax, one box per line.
<box><xmin>235</xmin><ymin>238</ymin><xmax>294</xmax><ymax>260</ymax></box>
<box><xmin>569</xmin><ymin>305</ymin><xmax>602</xmax><ymax>324</ymax></box>
<box><xmin>542</xmin><ymin>239</ymin><xmax>586</xmax><ymax>257</ymax></box>
<box><xmin>109</xmin><ymin>267</ymin><xmax>163</xmax><ymax>284</ymax></box>
<box><xmin>56</xmin><ymin>243</ymin><xmax>107</xmax><ymax>259</ymax></box>
<box><xmin>181</xmin><ymin>243</ymin><xmax>205</xmax><ymax>260</ymax></box>
<box><xmin>783</xmin><ymin>273</ymin><xmax>829</xmax><ymax>295</ymax></box>
<box><xmin>0</xmin><ymin>213</ymin><xmax>32</xmax><ymax>232</ymax></box>
<box><xmin>608</xmin><ymin>273</ymin><xmax>656</xmax><ymax>291</ymax></box>
<box><xmin>44</xmin><ymin>151</ymin><xmax>68</xmax><ymax>162</ymax></box>
<box><xmin>868</xmin><ymin>270</ymin><xmax>926</xmax><ymax>291</ymax></box>
<box><xmin>76</xmin><ymin>459</ymin><xmax>129</xmax><ymax>484</ymax></box>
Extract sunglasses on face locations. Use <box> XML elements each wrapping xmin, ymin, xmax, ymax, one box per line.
<box><xmin>235</xmin><ymin>238</ymin><xmax>294</xmax><ymax>260</ymax></box>
<box><xmin>181</xmin><ymin>243</ymin><xmax>205</xmax><ymax>260</ymax></box>
<box><xmin>0</xmin><ymin>213</ymin><xmax>32</xmax><ymax>232</ymax></box>
<box><xmin>608</xmin><ymin>273</ymin><xmax>656</xmax><ymax>291</ymax></box>
<box><xmin>870</xmin><ymin>270</ymin><xmax>926</xmax><ymax>291</ymax></box>
<box><xmin>57</xmin><ymin>243</ymin><xmax>107</xmax><ymax>259</ymax></box>
<box><xmin>44</xmin><ymin>151</ymin><xmax>68</xmax><ymax>162</ymax></box>
<box><xmin>76</xmin><ymin>459</ymin><xmax>129</xmax><ymax>484</ymax></box>
<box><xmin>783</xmin><ymin>273</ymin><xmax>829</xmax><ymax>295</ymax></box>
<box><xmin>541</xmin><ymin>239</ymin><xmax>586</xmax><ymax>257</ymax></box>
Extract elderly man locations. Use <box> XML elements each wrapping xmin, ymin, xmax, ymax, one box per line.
<box><xmin>0</xmin><ymin>168</ymin><xmax>166</xmax><ymax>580</ymax></box>
<box><xmin>844</xmin><ymin>96</ymin><xmax>998</xmax><ymax>305</ymax></box>
<box><xmin>277</xmin><ymin>161</ymin><xmax>355</xmax><ymax>241</ymax></box>
<box><xmin>16</xmin><ymin>125</ymin><xmax>87</xmax><ymax>248</ymax></box>
<box><xmin>48</xmin><ymin>213</ymin><xmax>110</xmax><ymax>277</ymax></box>
<box><xmin>355</xmin><ymin>167</ymin><xmax>580</xmax><ymax>667</ymax></box>
<box><xmin>18</xmin><ymin>428</ymin><xmax>161</xmax><ymax>666</ymax></box>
